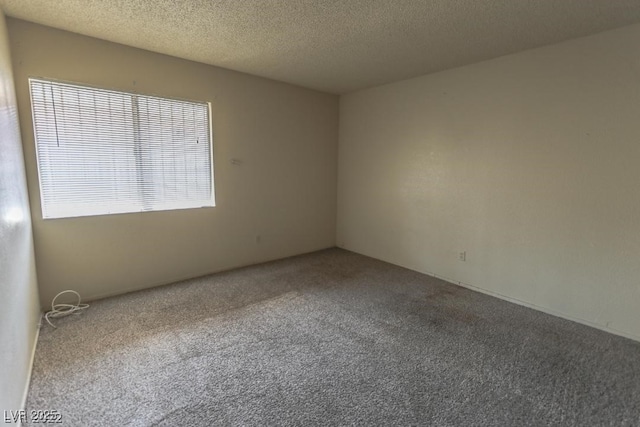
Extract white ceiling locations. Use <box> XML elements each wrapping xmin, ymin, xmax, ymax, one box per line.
<box><xmin>2</xmin><ymin>0</ymin><xmax>640</xmax><ymax>94</ymax></box>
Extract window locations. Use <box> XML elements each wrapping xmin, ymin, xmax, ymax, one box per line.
<box><xmin>29</xmin><ymin>78</ymin><xmax>214</xmax><ymax>219</ymax></box>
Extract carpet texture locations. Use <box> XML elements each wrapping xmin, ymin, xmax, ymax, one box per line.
<box><xmin>26</xmin><ymin>249</ymin><xmax>640</xmax><ymax>426</ymax></box>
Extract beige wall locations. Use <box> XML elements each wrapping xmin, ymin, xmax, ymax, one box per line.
<box><xmin>0</xmin><ymin>13</ymin><xmax>40</xmax><ymax>415</ymax></box>
<box><xmin>8</xmin><ymin>18</ymin><xmax>338</xmax><ymax>307</ymax></box>
<box><xmin>338</xmin><ymin>24</ymin><xmax>640</xmax><ymax>340</ymax></box>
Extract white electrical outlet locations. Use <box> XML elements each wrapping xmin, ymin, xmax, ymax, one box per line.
<box><xmin>459</xmin><ymin>251</ymin><xmax>466</xmax><ymax>261</ymax></box>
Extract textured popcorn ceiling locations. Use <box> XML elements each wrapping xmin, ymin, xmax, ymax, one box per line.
<box><xmin>2</xmin><ymin>0</ymin><xmax>640</xmax><ymax>94</ymax></box>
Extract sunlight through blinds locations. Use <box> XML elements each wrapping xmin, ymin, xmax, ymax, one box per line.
<box><xmin>29</xmin><ymin>79</ymin><xmax>214</xmax><ymax>219</ymax></box>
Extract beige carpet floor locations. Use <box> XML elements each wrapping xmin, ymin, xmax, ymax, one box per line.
<box><xmin>26</xmin><ymin>248</ymin><xmax>640</xmax><ymax>426</ymax></box>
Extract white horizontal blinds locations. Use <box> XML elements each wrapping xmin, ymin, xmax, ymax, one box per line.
<box><xmin>29</xmin><ymin>78</ymin><xmax>213</xmax><ymax>219</ymax></box>
<box><xmin>30</xmin><ymin>80</ymin><xmax>138</xmax><ymax>218</ymax></box>
<box><xmin>136</xmin><ymin>95</ymin><xmax>212</xmax><ymax>211</ymax></box>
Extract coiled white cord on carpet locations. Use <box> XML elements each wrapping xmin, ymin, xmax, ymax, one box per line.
<box><xmin>45</xmin><ymin>290</ymin><xmax>89</xmax><ymax>328</ymax></box>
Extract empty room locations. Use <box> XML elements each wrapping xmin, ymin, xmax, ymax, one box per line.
<box><xmin>1</xmin><ymin>0</ymin><xmax>640</xmax><ymax>425</ymax></box>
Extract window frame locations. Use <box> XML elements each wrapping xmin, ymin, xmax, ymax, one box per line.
<box><xmin>28</xmin><ymin>77</ymin><xmax>216</xmax><ymax>220</ymax></box>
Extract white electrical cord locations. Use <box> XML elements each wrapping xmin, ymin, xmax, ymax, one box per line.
<box><xmin>44</xmin><ymin>290</ymin><xmax>89</xmax><ymax>328</ymax></box>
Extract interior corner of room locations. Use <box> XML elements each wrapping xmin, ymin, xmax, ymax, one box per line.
<box><xmin>1</xmin><ymin>1</ymin><xmax>640</xmax><ymax>424</ymax></box>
